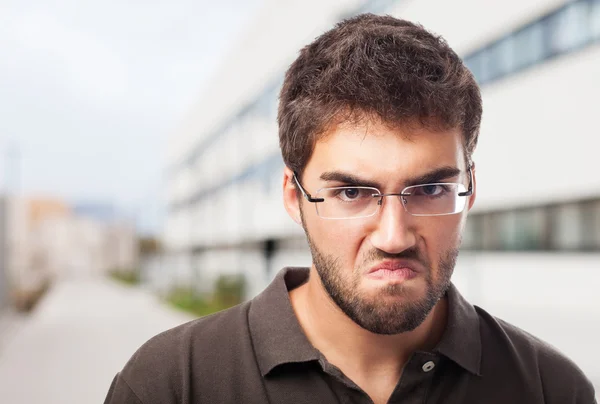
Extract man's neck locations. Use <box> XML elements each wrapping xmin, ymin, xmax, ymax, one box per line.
<box><xmin>289</xmin><ymin>267</ymin><xmax>448</xmax><ymax>380</ymax></box>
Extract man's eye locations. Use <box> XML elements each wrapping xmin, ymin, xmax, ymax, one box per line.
<box><xmin>343</xmin><ymin>188</ymin><xmax>360</xmax><ymax>199</ymax></box>
<box><xmin>417</xmin><ymin>185</ymin><xmax>446</xmax><ymax>196</ymax></box>
<box><xmin>423</xmin><ymin>185</ymin><xmax>441</xmax><ymax>195</ymax></box>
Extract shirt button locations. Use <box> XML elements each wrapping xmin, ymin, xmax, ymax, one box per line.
<box><xmin>422</xmin><ymin>361</ymin><xmax>436</xmax><ymax>372</ymax></box>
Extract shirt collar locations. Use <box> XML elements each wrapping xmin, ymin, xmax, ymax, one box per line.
<box><xmin>249</xmin><ymin>267</ymin><xmax>482</xmax><ymax>377</ymax></box>
<box><xmin>434</xmin><ymin>283</ymin><xmax>482</xmax><ymax>376</ymax></box>
<box><xmin>249</xmin><ymin>267</ymin><xmax>320</xmax><ymax>376</ymax></box>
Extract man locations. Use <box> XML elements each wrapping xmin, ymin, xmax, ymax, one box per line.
<box><xmin>104</xmin><ymin>14</ymin><xmax>596</xmax><ymax>404</ymax></box>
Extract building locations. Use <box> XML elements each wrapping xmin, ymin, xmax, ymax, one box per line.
<box><xmin>0</xmin><ymin>195</ymin><xmax>139</xmax><ymax>309</ymax></box>
<box><xmin>165</xmin><ymin>0</ymin><xmax>600</xmax><ymax>294</ymax></box>
<box><xmin>164</xmin><ymin>0</ymin><xmax>368</xmax><ymax>297</ymax></box>
<box><xmin>165</xmin><ymin>0</ymin><xmax>600</xmax><ymax>387</ymax></box>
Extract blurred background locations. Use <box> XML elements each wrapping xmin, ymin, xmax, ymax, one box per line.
<box><xmin>0</xmin><ymin>0</ymin><xmax>599</xmax><ymax>402</ymax></box>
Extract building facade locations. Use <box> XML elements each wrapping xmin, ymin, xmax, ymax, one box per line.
<box><xmin>165</xmin><ymin>1</ymin><xmax>600</xmax><ymax>386</ymax></box>
<box><xmin>165</xmin><ymin>0</ymin><xmax>600</xmax><ymax>294</ymax></box>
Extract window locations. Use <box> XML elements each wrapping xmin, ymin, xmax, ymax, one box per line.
<box><xmin>580</xmin><ymin>200</ymin><xmax>600</xmax><ymax>250</ymax></box>
<box><xmin>515</xmin><ymin>208</ymin><xmax>549</xmax><ymax>250</ymax></box>
<box><xmin>479</xmin><ymin>36</ymin><xmax>518</xmax><ymax>82</ymax></box>
<box><xmin>477</xmin><ymin>51</ymin><xmax>493</xmax><ymax>83</ymax></box>
<box><xmin>480</xmin><ymin>44</ymin><xmax>499</xmax><ymax>82</ymax></box>
<box><xmin>513</xmin><ymin>22</ymin><xmax>546</xmax><ymax>70</ymax></box>
<box><xmin>461</xmin><ymin>0</ymin><xmax>600</xmax><ymax>87</ymax></box>
<box><xmin>591</xmin><ymin>0</ymin><xmax>600</xmax><ymax>40</ymax></box>
<box><xmin>462</xmin><ymin>215</ymin><xmax>483</xmax><ymax>250</ymax></box>
<box><xmin>549</xmin><ymin>203</ymin><xmax>583</xmax><ymax>250</ymax></box>
<box><xmin>547</xmin><ymin>1</ymin><xmax>590</xmax><ymax>54</ymax></box>
<box><xmin>480</xmin><ymin>212</ymin><xmax>502</xmax><ymax>250</ymax></box>
<box><xmin>464</xmin><ymin>52</ymin><xmax>484</xmax><ymax>83</ymax></box>
<box><xmin>488</xmin><ymin>208</ymin><xmax>547</xmax><ymax>250</ymax></box>
<box><xmin>493</xmin><ymin>36</ymin><xmax>517</xmax><ymax>77</ymax></box>
<box><xmin>464</xmin><ymin>202</ymin><xmax>600</xmax><ymax>252</ymax></box>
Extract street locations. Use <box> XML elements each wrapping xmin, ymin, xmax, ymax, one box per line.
<box><xmin>0</xmin><ymin>277</ymin><xmax>193</xmax><ymax>404</ymax></box>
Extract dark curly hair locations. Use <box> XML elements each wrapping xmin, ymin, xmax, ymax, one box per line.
<box><xmin>278</xmin><ymin>13</ymin><xmax>482</xmax><ymax>176</ymax></box>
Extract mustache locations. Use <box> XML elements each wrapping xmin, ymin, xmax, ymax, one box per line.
<box><xmin>362</xmin><ymin>247</ymin><xmax>425</xmax><ymax>264</ymax></box>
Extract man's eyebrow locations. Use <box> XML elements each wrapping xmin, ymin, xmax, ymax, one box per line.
<box><xmin>319</xmin><ymin>171</ymin><xmax>381</xmax><ymax>189</ymax></box>
<box><xmin>406</xmin><ymin>166</ymin><xmax>462</xmax><ymax>186</ymax></box>
<box><xmin>319</xmin><ymin>166</ymin><xmax>462</xmax><ymax>189</ymax></box>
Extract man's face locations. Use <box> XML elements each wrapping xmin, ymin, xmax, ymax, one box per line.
<box><xmin>296</xmin><ymin>120</ymin><xmax>474</xmax><ymax>335</ymax></box>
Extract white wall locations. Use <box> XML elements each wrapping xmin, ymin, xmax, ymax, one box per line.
<box><xmin>474</xmin><ymin>43</ymin><xmax>600</xmax><ymax>211</ymax></box>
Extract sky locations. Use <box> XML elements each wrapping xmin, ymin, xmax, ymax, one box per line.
<box><xmin>0</xmin><ymin>0</ymin><xmax>262</xmax><ymax>234</ymax></box>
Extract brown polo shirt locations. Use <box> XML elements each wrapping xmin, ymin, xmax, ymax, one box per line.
<box><xmin>104</xmin><ymin>267</ymin><xmax>597</xmax><ymax>404</ymax></box>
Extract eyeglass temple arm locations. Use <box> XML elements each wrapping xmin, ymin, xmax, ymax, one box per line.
<box><xmin>292</xmin><ymin>171</ymin><xmax>325</xmax><ymax>203</ymax></box>
<box><xmin>458</xmin><ymin>166</ymin><xmax>474</xmax><ymax>197</ymax></box>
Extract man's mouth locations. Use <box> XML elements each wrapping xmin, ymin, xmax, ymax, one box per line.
<box><xmin>366</xmin><ymin>260</ymin><xmax>420</xmax><ymax>282</ymax></box>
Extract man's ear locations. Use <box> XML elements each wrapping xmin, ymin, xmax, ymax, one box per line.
<box><xmin>468</xmin><ymin>162</ymin><xmax>477</xmax><ymax>211</ymax></box>
<box><xmin>283</xmin><ymin>166</ymin><xmax>302</xmax><ymax>225</ymax></box>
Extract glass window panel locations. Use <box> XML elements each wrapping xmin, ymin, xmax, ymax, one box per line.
<box><xmin>591</xmin><ymin>0</ymin><xmax>600</xmax><ymax>40</ymax></box>
<box><xmin>481</xmin><ymin>212</ymin><xmax>501</xmax><ymax>250</ymax></box>
<box><xmin>547</xmin><ymin>2</ymin><xmax>590</xmax><ymax>54</ymax></box>
<box><xmin>483</xmin><ymin>35</ymin><xmax>517</xmax><ymax>81</ymax></box>
<box><xmin>594</xmin><ymin>200</ymin><xmax>600</xmax><ymax>249</ymax></box>
<box><xmin>479</xmin><ymin>211</ymin><xmax>509</xmax><ymax>250</ymax></box>
<box><xmin>482</xmin><ymin>42</ymin><xmax>503</xmax><ymax>81</ymax></box>
<box><xmin>514</xmin><ymin>208</ymin><xmax>548</xmax><ymax>250</ymax></box>
<box><xmin>482</xmin><ymin>208</ymin><xmax>548</xmax><ymax>251</ymax></box>
<box><xmin>580</xmin><ymin>199</ymin><xmax>600</xmax><ymax>250</ymax></box>
<box><xmin>497</xmin><ymin>211</ymin><xmax>520</xmax><ymax>250</ymax></box>
<box><xmin>550</xmin><ymin>203</ymin><xmax>583</xmax><ymax>250</ymax></box>
<box><xmin>464</xmin><ymin>53</ymin><xmax>484</xmax><ymax>83</ymax></box>
<box><xmin>495</xmin><ymin>36</ymin><xmax>517</xmax><ymax>77</ymax></box>
<box><xmin>514</xmin><ymin>22</ymin><xmax>546</xmax><ymax>70</ymax></box>
<box><xmin>462</xmin><ymin>215</ymin><xmax>483</xmax><ymax>250</ymax></box>
<box><xmin>478</xmin><ymin>50</ymin><xmax>494</xmax><ymax>84</ymax></box>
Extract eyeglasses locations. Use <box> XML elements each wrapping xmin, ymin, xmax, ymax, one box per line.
<box><xmin>293</xmin><ymin>167</ymin><xmax>473</xmax><ymax>220</ymax></box>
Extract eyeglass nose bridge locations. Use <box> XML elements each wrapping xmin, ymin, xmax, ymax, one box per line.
<box><xmin>373</xmin><ymin>192</ymin><xmax>411</xmax><ymax>209</ymax></box>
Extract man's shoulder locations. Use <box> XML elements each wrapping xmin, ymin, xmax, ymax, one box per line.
<box><xmin>131</xmin><ymin>299</ymin><xmax>251</xmax><ymax>361</ymax></box>
<box><xmin>479</xmin><ymin>308</ymin><xmax>585</xmax><ymax>371</ymax></box>
<box><xmin>475</xmin><ymin>306</ymin><xmax>596</xmax><ymax>402</ymax></box>
<box><xmin>116</xmin><ymin>301</ymin><xmax>255</xmax><ymax>403</ymax></box>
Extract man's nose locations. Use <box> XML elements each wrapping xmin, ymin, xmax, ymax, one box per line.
<box><xmin>368</xmin><ymin>195</ymin><xmax>417</xmax><ymax>255</ymax></box>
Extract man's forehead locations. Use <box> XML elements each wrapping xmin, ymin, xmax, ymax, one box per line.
<box><xmin>303</xmin><ymin>121</ymin><xmax>467</xmax><ymax>185</ymax></box>
<box><xmin>314</xmin><ymin>121</ymin><xmax>464</xmax><ymax>162</ymax></box>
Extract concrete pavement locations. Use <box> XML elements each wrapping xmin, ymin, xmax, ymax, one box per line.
<box><xmin>0</xmin><ymin>277</ymin><xmax>194</xmax><ymax>404</ymax></box>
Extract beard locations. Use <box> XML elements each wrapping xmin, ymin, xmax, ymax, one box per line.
<box><xmin>301</xmin><ymin>209</ymin><xmax>458</xmax><ymax>335</ymax></box>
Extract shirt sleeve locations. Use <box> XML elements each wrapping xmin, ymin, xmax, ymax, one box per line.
<box><xmin>103</xmin><ymin>372</ymin><xmax>144</xmax><ymax>404</ymax></box>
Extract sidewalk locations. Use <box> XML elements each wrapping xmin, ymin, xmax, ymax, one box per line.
<box><xmin>0</xmin><ymin>309</ymin><xmax>27</xmax><ymax>354</ymax></box>
<box><xmin>0</xmin><ymin>277</ymin><xmax>194</xmax><ymax>404</ymax></box>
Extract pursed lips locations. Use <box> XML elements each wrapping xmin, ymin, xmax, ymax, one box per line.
<box><xmin>366</xmin><ymin>259</ymin><xmax>421</xmax><ymax>281</ymax></box>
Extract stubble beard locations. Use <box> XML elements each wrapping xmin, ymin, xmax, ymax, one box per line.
<box><xmin>301</xmin><ymin>209</ymin><xmax>458</xmax><ymax>335</ymax></box>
